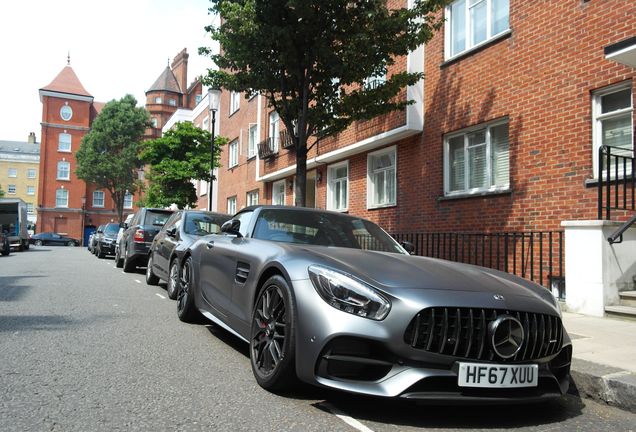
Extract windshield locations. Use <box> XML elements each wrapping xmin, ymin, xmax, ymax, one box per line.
<box><xmin>184</xmin><ymin>213</ymin><xmax>230</xmax><ymax>236</ymax></box>
<box><xmin>145</xmin><ymin>211</ymin><xmax>172</xmax><ymax>227</ymax></box>
<box><xmin>253</xmin><ymin>209</ymin><xmax>405</xmax><ymax>254</ymax></box>
<box><xmin>104</xmin><ymin>224</ymin><xmax>119</xmax><ymax>235</ymax></box>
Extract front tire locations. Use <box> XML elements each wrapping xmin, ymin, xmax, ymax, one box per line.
<box><xmin>145</xmin><ymin>253</ymin><xmax>159</xmax><ymax>285</ymax></box>
<box><xmin>177</xmin><ymin>257</ymin><xmax>202</xmax><ymax>323</ymax></box>
<box><xmin>167</xmin><ymin>259</ymin><xmax>180</xmax><ymax>300</ymax></box>
<box><xmin>250</xmin><ymin>275</ymin><xmax>297</xmax><ymax>392</ymax></box>
<box><xmin>35</xmin><ymin>240</ymin><xmax>43</xmax><ymax>247</ymax></box>
<box><xmin>67</xmin><ymin>241</ymin><xmax>74</xmax><ymax>247</ymax></box>
<box><xmin>97</xmin><ymin>244</ymin><xmax>105</xmax><ymax>258</ymax></box>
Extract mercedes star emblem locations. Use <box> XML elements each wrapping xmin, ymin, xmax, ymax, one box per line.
<box><xmin>489</xmin><ymin>315</ymin><xmax>524</xmax><ymax>359</ymax></box>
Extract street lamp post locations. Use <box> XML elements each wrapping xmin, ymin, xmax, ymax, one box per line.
<box><xmin>80</xmin><ymin>195</ymin><xmax>86</xmax><ymax>247</ymax></box>
<box><xmin>208</xmin><ymin>88</ymin><xmax>221</xmax><ymax>212</ymax></box>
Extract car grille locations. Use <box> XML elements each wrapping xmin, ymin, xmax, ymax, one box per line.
<box><xmin>404</xmin><ymin>307</ymin><xmax>564</xmax><ymax>362</ymax></box>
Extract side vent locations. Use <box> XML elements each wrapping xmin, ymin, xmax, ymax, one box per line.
<box><xmin>235</xmin><ymin>262</ymin><xmax>250</xmax><ymax>284</ymax></box>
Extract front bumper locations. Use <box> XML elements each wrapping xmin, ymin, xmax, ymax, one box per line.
<box><xmin>98</xmin><ymin>240</ymin><xmax>117</xmax><ymax>255</ymax></box>
<box><xmin>291</xmin><ymin>279</ymin><xmax>572</xmax><ymax>402</ymax></box>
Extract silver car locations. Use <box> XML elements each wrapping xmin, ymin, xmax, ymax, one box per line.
<box><xmin>177</xmin><ymin>206</ymin><xmax>571</xmax><ymax>402</ymax></box>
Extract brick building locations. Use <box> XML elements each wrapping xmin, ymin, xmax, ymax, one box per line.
<box><xmin>38</xmin><ymin>64</ymin><xmax>139</xmax><ymax>244</ymax></box>
<box><xmin>209</xmin><ymin>0</ymin><xmax>635</xmax><ymax>293</ymax></box>
<box><xmin>0</xmin><ymin>133</ymin><xmax>40</xmax><ymax>226</ymax></box>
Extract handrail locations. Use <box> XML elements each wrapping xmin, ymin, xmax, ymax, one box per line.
<box><xmin>608</xmin><ymin>213</ymin><xmax>636</xmax><ymax>244</ymax></box>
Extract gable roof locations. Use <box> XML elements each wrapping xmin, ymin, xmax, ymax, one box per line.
<box><xmin>40</xmin><ymin>66</ymin><xmax>92</xmax><ymax>97</ymax></box>
<box><xmin>147</xmin><ymin>66</ymin><xmax>182</xmax><ymax>94</ymax></box>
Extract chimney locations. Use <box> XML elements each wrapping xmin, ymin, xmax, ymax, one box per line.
<box><xmin>171</xmin><ymin>48</ymin><xmax>189</xmax><ymax>101</ymax></box>
<box><xmin>28</xmin><ymin>132</ymin><xmax>36</xmax><ymax>144</ymax></box>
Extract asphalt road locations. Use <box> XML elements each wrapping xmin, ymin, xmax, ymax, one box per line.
<box><xmin>0</xmin><ymin>247</ymin><xmax>634</xmax><ymax>432</ymax></box>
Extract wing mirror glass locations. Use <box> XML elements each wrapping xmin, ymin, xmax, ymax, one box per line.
<box><xmin>221</xmin><ymin>219</ymin><xmax>242</xmax><ymax>237</ymax></box>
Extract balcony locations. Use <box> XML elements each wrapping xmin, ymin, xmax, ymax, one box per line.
<box><xmin>280</xmin><ymin>129</ymin><xmax>295</xmax><ymax>150</ymax></box>
<box><xmin>257</xmin><ymin>137</ymin><xmax>279</xmax><ymax>159</ymax></box>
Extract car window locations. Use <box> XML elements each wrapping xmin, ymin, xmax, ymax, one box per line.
<box><xmin>104</xmin><ymin>224</ymin><xmax>119</xmax><ymax>235</ymax></box>
<box><xmin>253</xmin><ymin>209</ymin><xmax>404</xmax><ymax>253</ymax></box>
<box><xmin>52</xmin><ymin>234</ymin><xmax>61</xmax><ymax>239</ymax></box>
<box><xmin>184</xmin><ymin>213</ymin><xmax>231</xmax><ymax>236</ymax></box>
<box><xmin>234</xmin><ymin>211</ymin><xmax>254</xmax><ymax>237</ymax></box>
<box><xmin>162</xmin><ymin>212</ymin><xmax>182</xmax><ymax>231</ymax></box>
<box><xmin>144</xmin><ymin>210</ymin><xmax>172</xmax><ymax>227</ymax></box>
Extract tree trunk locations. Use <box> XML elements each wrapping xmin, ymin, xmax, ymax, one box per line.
<box><xmin>295</xmin><ymin>146</ymin><xmax>307</xmax><ymax>207</ymax></box>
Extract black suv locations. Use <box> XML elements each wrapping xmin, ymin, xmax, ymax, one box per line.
<box><xmin>118</xmin><ymin>208</ymin><xmax>173</xmax><ymax>272</ymax></box>
<box><xmin>94</xmin><ymin>223</ymin><xmax>120</xmax><ymax>258</ymax></box>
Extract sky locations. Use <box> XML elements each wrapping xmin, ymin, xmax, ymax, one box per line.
<box><xmin>0</xmin><ymin>0</ymin><xmax>217</xmax><ymax>142</ymax></box>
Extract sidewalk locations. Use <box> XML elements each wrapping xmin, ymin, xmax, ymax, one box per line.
<box><xmin>563</xmin><ymin>311</ymin><xmax>636</xmax><ymax>413</ymax></box>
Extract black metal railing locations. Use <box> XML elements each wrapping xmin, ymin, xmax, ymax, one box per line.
<box><xmin>391</xmin><ymin>231</ymin><xmax>565</xmax><ymax>297</ymax></box>
<box><xmin>279</xmin><ymin>129</ymin><xmax>295</xmax><ymax>150</ymax></box>
<box><xmin>598</xmin><ymin>145</ymin><xmax>635</xmax><ymax>220</ymax></box>
<box><xmin>257</xmin><ymin>137</ymin><xmax>278</xmax><ymax>159</ymax></box>
<box><xmin>364</xmin><ymin>78</ymin><xmax>385</xmax><ymax>91</ymax></box>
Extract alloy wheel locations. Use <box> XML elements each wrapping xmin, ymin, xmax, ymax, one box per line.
<box><xmin>177</xmin><ymin>260</ymin><xmax>191</xmax><ymax>313</ymax></box>
<box><xmin>251</xmin><ymin>285</ymin><xmax>287</xmax><ymax>377</ymax></box>
<box><xmin>168</xmin><ymin>261</ymin><xmax>179</xmax><ymax>299</ymax></box>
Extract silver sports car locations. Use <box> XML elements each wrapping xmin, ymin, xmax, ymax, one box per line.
<box><xmin>177</xmin><ymin>206</ymin><xmax>571</xmax><ymax>402</ymax></box>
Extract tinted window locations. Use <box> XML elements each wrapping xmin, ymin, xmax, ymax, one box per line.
<box><xmin>162</xmin><ymin>212</ymin><xmax>182</xmax><ymax>231</ymax></box>
<box><xmin>253</xmin><ymin>209</ymin><xmax>404</xmax><ymax>253</ymax></box>
<box><xmin>144</xmin><ymin>210</ymin><xmax>172</xmax><ymax>227</ymax></box>
<box><xmin>184</xmin><ymin>212</ymin><xmax>230</xmax><ymax>236</ymax></box>
<box><xmin>234</xmin><ymin>211</ymin><xmax>254</xmax><ymax>237</ymax></box>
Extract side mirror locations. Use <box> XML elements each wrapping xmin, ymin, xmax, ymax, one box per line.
<box><xmin>221</xmin><ymin>219</ymin><xmax>242</xmax><ymax>237</ymax></box>
<box><xmin>167</xmin><ymin>227</ymin><xmax>177</xmax><ymax>237</ymax></box>
<box><xmin>123</xmin><ymin>223</ymin><xmax>129</xmax><ymax>229</ymax></box>
<box><xmin>400</xmin><ymin>240</ymin><xmax>415</xmax><ymax>255</ymax></box>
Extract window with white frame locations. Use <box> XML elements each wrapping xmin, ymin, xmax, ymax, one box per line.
<box><xmin>230</xmin><ymin>91</ymin><xmax>240</xmax><ymax>114</ymax></box>
<box><xmin>57</xmin><ymin>161</ymin><xmax>70</xmax><ymax>180</ymax></box>
<box><xmin>27</xmin><ymin>186</ymin><xmax>35</xmax><ymax>195</ymax></box>
<box><xmin>155</xmin><ymin>96</ymin><xmax>162</xmax><ymax>104</ymax></box>
<box><xmin>227</xmin><ymin>196</ymin><xmax>237</xmax><ymax>214</ymax></box>
<box><xmin>364</xmin><ymin>69</ymin><xmax>387</xmax><ymax>90</ymax></box>
<box><xmin>93</xmin><ymin>190</ymin><xmax>105</xmax><ymax>207</ymax></box>
<box><xmin>248</xmin><ymin>124</ymin><xmax>257</xmax><ymax>158</ymax></box>
<box><xmin>446</xmin><ymin>0</ymin><xmax>509</xmax><ymax>59</ymax></box>
<box><xmin>247</xmin><ymin>190</ymin><xmax>259</xmax><ymax>206</ymax></box>
<box><xmin>151</xmin><ymin>117</ymin><xmax>158</xmax><ymax>128</ymax></box>
<box><xmin>58</xmin><ymin>133</ymin><xmax>71</xmax><ymax>152</ymax></box>
<box><xmin>367</xmin><ymin>147</ymin><xmax>397</xmax><ymax>208</ymax></box>
<box><xmin>444</xmin><ymin>120</ymin><xmax>509</xmax><ymax>195</ymax></box>
<box><xmin>7</xmin><ymin>184</ymin><xmax>16</xmax><ymax>194</ymax></box>
<box><xmin>592</xmin><ymin>82</ymin><xmax>633</xmax><ymax>177</ymax></box>
<box><xmin>8</xmin><ymin>168</ymin><xmax>17</xmax><ymax>178</ymax></box>
<box><xmin>327</xmin><ymin>161</ymin><xmax>349</xmax><ymax>211</ymax></box>
<box><xmin>272</xmin><ymin>180</ymin><xmax>286</xmax><ymax>205</ymax></box>
<box><xmin>169</xmin><ymin>98</ymin><xmax>177</xmax><ymax>106</ymax></box>
<box><xmin>27</xmin><ymin>168</ymin><xmax>36</xmax><ymax>179</ymax></box>
<box><xmin>124</xmin><ymin>192</ymin><xmax>133</xmax><ymax>209</ymax></box>
<box><xmin>26</xmin><ymin>203</ymin><xmax>34</xmax><ymax>213</ymax></box>
<box><xmin>229</xmin><ymin>139</ymin><xmax>239</xmax><ymax>168</ymax></box>
<box><xmin>55</xmin><ymin>189</ymin><xmax>68</xmax><ymax>207</ymax></box>
<box><xmin>269</xmin><ymin>111</ymin><xmax>280</xmax><ymax>151</ymax></box>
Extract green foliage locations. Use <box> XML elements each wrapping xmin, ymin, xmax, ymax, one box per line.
<box><xmin>75</xmin><ymin>94</ymin><xmax>149</xmax><ymax>222</ymax></box>
<box><xmin>201</xmin><ymin>0</ymin><xmax>449</xmax><ymax>205</ymax></box>
<box><xmin>0</xmin><ymin>185</ymin><xmax>4</xmax><ymax>197</ymax></box>
<box><xmin>140</xmin><ymin>121</ymin><xmax>226</xmax><ymax>209</ymax></box>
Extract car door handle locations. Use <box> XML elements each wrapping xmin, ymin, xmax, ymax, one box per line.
<box><xmin>206</xmin><ymin>241</ymin><xmax>214</xmax><ymax>249</ymax></box>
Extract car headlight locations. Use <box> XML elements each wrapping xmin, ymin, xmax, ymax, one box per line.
<box><xmin>308</xmin><ymin>265</ymin><xmax>390</xmax><ymax>320</ymax></box>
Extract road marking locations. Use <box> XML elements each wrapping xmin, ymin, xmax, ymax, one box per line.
<box><xmin>322</xmin><ymin>403</ymin><xmax>374</xmax><ymax>432</ymax></box>
<box><xmin>155</xmin><ymin>293</ymin><xmax>166</xmax><ymax>300</ymax></box>
<box><xmin>135</xmin><ymin>280</ymin><xmax>141</xmax><ymax>284</ymax></box>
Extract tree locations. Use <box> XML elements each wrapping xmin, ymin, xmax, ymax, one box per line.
<box><xmin>140</xmin><ymin>121</ymin><xmax>226</xmax><ymax>209</ymax></box>
<box><xmin>76</xmin><ymin>94</ymin><xmax>149</xmax><ymax>223</ymax></box>
<box><xmin>201</xmin><ymin>0</ymin><xmax>449</xmax><ymax>206</ymax></box>
<box><xmin>0</xmin><ymin>185</ymin><xmax>4</xmax><ymax>198</ymax></box>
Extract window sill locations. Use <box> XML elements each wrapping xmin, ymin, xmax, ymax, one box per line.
<box><xmin>585</xmin><ymin>174</ymin><xmax>634</xmax><ymax>187</ymax></box>
<box><xmin>228</xmin><ymin>109</ymin><xmax>240</xmax><ymax>118</ymax></box>
<box><xmin>441</xmin><ymin>30</ymin><xmax>512</xmax><ymax>68</ymax></box>
<box><xmin>438</xmin><ymin>189</ymin><xmax>511</xmax><ymax>202</ymax></box>
<box><xmin>58</xmin><ymin>149</ymin><xmax>72</xmax><ymax>153</ymax></box>
<box><xmin>247</xmin><ymin>154</ymin><xmax>256</xmax><ymax>161</ymax></box>
<box><xmin>56</xmin><ymin>178</ymin><xmax>71</xmax><ymax>182</ymax></box>
<box><xmin>367</xmin><ymin>203</ymin><xmax>396</xmax><ymax>210</ymax></box>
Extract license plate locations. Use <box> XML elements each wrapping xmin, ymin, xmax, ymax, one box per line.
<box><xmin>458</xmin><ymin>362</ymin><xmax>538</xmax><ymax>388</ymax></box>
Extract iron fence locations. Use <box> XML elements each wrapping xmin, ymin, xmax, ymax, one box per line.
<box><xmin>391</xmin><ymin>231</ymin><xmax>565</xmax><ymax>298</ymax></box>
<box><xmin>598</xmin><ymin>145</ymin><xmax>635</xmax><ymax>220</ymax></box>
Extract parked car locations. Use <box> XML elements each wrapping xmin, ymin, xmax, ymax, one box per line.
<box><xmin>89</xmin><ymin>225</ymin><xmax>104</xmax><ymax>254</ymax></box>
<box><xmin>0</xmin><ymin>231</ymin><xmax>10</xmax><ymax>255</ymax></box>
<box><xmin>146</xmin><ymin>210</ymin><xmax>230</xmax><ymax>299</ymax></box>
<box><xmin>176</xmin><ymin>206</ymin><xmax>571</xmax><ymax>402</ymax></box>
<box><xmin>93</xmin><ymin>223</ymin><xmax>120</xmax><ymax>258</ymax></box>
<box><xmin>119</xmin><ymin>208</ymin><xmax>173</xmax><ymax>272</ymax></box>
<box><xmin>114</xmin><ymin>214</ymin><xmax>134</xmax><ymax>268</ymax></box>
<box><xmin>30</xmin><ymin>232</ymin><xmax>79</xmax><ymax>247</ymax></box>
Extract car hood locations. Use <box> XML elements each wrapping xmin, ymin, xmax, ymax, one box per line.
<box><xmin>288</xmin><ymin>245</ymin><xmax>556</xmax><ymax>309</ymax></box>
